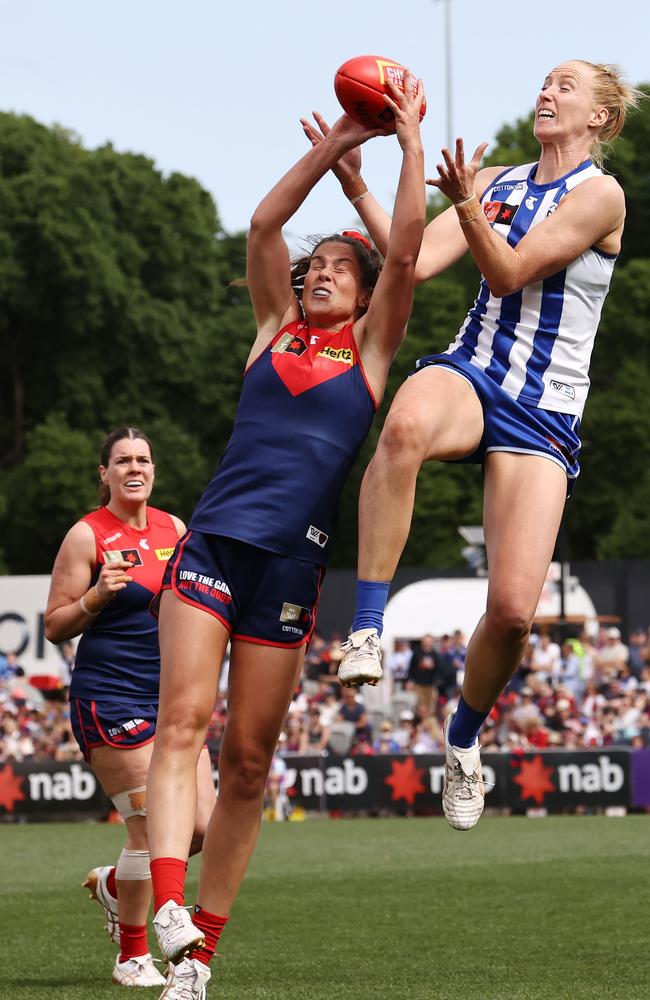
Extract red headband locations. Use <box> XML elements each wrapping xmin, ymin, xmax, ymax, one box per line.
<box><xmin>341</xmin><ymin>230</ymin><xmax>372</xmax><ymax>251</ymax></box>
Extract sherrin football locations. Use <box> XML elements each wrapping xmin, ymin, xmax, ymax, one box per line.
<box><xmin>334</xmin><ymin>55</ymin><xmax>426</xmax><ymax>129</ymax></box>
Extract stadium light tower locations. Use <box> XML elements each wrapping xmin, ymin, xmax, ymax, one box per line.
<box><xmin>433</xmin><ymin>0</ymin><xmax>454</xmax><ymax>151</ymax></box>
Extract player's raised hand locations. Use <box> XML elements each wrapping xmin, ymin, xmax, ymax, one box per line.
<box><xmin>301</xmin><ymin>111</ymin><xmax>363</xmax><ymax>187</ymax></box>
<box><xmin>384</xmin><ymin>74</ymin><xmax>425</xmax><ymax>152</ymax></box>
<box><xmin>427</xmin><ymin>138</ymin><xmax>489</xmax><ymax>203</ymax></box>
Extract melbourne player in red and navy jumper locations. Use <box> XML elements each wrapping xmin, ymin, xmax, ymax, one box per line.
<box><xmin>71</xmin><ymin>505</ymin><xmax>179</xmax><ymax>757</ymax></box>
<box><xmin>146</xmin><ymin>81</ymin><xmax>426</xmax><ymax>987</ymax></box>
<box><xmin>159</xmin><ymin>317</ymin><xmax>375</xmax><ymax>646</ymax></box>
<box><xmin>45</xmin><ymin>427</ymin><xmax>216</xmax><ymax>989</ymax></box>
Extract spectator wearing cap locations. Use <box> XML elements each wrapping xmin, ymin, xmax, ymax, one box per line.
<box><xmin>394</xmin><ymin>710</ymin><xmax>416</xmax><ymax>750</ymax></box>
<box><xmin>593</xmin><ymin>626</ymin><xmax>629</xmax><ymax>683</ymax></box>
<box><xmin>372</xmin><ymin>720</ymin><xmax>401</xmax><ymax>754</ymax></box>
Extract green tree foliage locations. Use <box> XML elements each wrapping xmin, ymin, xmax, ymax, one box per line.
<box><xmin>0</xmin><ymin>90</ymin><xmax>649</xmax><ymax>572</ymax></box>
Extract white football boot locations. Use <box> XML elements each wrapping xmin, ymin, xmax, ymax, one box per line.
<box><xmin>338</xmin><ymin>628</ymin><xmax>383</xmax><ymax>687</ymax></box>
<box><xmin>153</xmin><ymin>900</ymin><xmax>205</xmax><ymax>965</ymax></box>
<box><xmin>442</xmin><ymin>714</ymin><xmax>485</xmax><ymax>831</ymax></box>
<box><xmin>83</xmin><ymin>865</ymin><xmax>120</xmax><ymax>945</ymax></box>
<box><xmin>159</xmin><ymin>958</ymin><xmax>212</xmax><ymax>999</ymax></box>
<box><xmin>112</xmin><ymin>953</ymin><xmax>166</xmax><ymax>987</ymax></box>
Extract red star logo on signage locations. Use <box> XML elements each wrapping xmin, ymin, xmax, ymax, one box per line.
<box><xmin>0</xmin><ymin>762</ymin><xmax>26</xmax><ymax>813</ymax></box>
<box><xmin>384</xmin><ymin>758</ymin><xmax>426</xmax><ymax>806</ymax></box>
<box><xmin>513</xmin><ymin>756</ymin><xmax>555</xmax><ymax>805</ymax></box>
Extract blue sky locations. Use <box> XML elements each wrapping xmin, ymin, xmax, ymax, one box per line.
<box><xmin>1</xmin><ymin>0</ymin><xmax>647</xmax><ymax>244</ymax></box>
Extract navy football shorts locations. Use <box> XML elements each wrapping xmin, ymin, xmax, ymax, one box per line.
<box><xmin>155</xmin><ymin>531</ymin><xmax>324</xmax><ymax>648</ymax></box>
<box><xmin>71</xmin><ymin>698</ymin><xmax>157</xmax><ymax>761</ymax></box>
<box><xmin>414</xmin><ymin>354</ymin><xmax>582</xmax><ymax>494</ymax></box>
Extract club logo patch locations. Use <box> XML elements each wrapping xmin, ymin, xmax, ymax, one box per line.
<box><xmin>272</xmin><ymin>332</ymin><xmax>308</xmax><ymax>356</ymax></box>
<box><xmin>279</xmin><ymin>602</ymin><xmax>311</xmax><ymax>628</ymax></box>
<box><xmin>104</xmin><ymin>548</ymin><xmax>143</xmax><ymax>567</ymax></box>
<box><xmin>306</xmin><ymin>525</ymin><xmax>328</xmax><ymax>548</ymax></box>
<box><xmin>483</xmin><ymin>201</ymin><xmax>517</xmax><ymax>225</ymax></box>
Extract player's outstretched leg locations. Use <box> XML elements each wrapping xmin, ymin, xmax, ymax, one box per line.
<box><xmin>83</xmin><ymin>865</ymin><xmax>120</xmax><ymax>945</ymax></box>
<box><xmin>338</xmin><ymin>627</ymin><xmax>383</xmax><ymax>687</ymax></box>
<box><xmin>159</xmin><ymin>957</ymin><xmax>212</xmax><ymax>999</ymax></box>
<box><xmin>441</xmin><ymin>714</ymin><xmax>485</xmax><ymax>831</ymax></box>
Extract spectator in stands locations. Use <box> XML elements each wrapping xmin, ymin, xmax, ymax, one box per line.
<box><xmin>372</xmin><ymin>720</ymin><xmax>401</xmax><ymax>754</ymax></box>
<box><xmin>300</xmin><ymin>707</ymin><xmax>330</xmax><ymax>754</ymax></box>
<box><xmin>386</xmin><ymin>639</ymin><xmax>413</xmax><ymax>691</ymax></box>
<box><xmin>407</xmin><ymin>634</ymin><xmax>439</xmax><ymax>711</ymax></box>
<box><xmin>593</xmin><ymin>626</ymin><xmax>629</xmax><ymax>682</ymax></box>
<box><xmin>530</xmin><ymin>632</ymin><xmax>562</xmax><ymax>686</ymax></box>
<box><xmin>394</xmin><ymin>710</ymin><xmax>417</xmax><ymax>751</ymax></box>
<box><xmin>436</xmin><ymin>634</ymin><xmax>460</xmax><ymax>700</ymax></box>
<box><xmin>337</xmin><ymin>687</ymin><xmax>372</xmax><ymax>743</ymax></box>
<box><xmin>628</xmin><ymin>627</ymin><xmax>649</xmax><ymax>680</ymax></box>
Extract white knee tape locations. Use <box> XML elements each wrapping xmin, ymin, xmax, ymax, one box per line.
<box><xmin>116</xmin><ymin>848</ymin><xmax>151</xmax><ymax>881</ymax></box>
<box><xmin>111</xmin><ymin>785</ymin><xmax>147</xmax><ymax>820</ymax></box>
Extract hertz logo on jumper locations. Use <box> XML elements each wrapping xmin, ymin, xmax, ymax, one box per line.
<box><xmin>317</xmin><ymin>346</ymin><xmax>353</xmax><ymax>365</ymax></box>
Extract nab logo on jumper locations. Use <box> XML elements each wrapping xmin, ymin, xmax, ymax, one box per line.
<box><xmin>190</xmin><ymin>319</ymin><xmax>377</xmax><ymax>565</ymax></box>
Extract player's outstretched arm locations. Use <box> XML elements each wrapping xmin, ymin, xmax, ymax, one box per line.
<box><xmin>356</xmin><ymin>78</ymin><xmax>425</xmax><ymax>387</ymax></box>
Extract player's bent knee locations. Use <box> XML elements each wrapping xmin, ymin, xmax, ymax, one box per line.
<box><xmin>377</xmin><ymin>408</ymin><xmax>430</xmax><ymax>463</ymax></box>
<box><xmin>116</xmin><ymin>848</ymin><xmax>151</xmax><ymax>881</ymax></box>
<box><xmin>485</xmin><ymin>602</ymin><xmax>533</xmax><ymax>642</ymax></box>
<box><xmin>111</xmin><ymin>785</ymin><xmax>147</xmax><ymax>821</ymax></box>
<box><xmin>221</xmin><ymin>755</ymin><xmax>269</xmax><ymax>802</ymax></box>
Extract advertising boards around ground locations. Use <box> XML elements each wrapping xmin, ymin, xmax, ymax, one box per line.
<box><xmin>0</xmin><ymin>751</ymin><xmax>635</xmax><ymax>822</ymax></box>
<box><xmin>0</xmin><ymin>758</ymin><xmax>110</xmax><ymax>820</ymax></box>
<box><xmin>282</xmin><ymin>751</ymin><xmax>631</xmax><ymax>814</ymax></box>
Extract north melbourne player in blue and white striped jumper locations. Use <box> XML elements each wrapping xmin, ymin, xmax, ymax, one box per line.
<box><xmin>332</xmin><ymin>60</ymin><xmax>642</xmax><ymax>829</ymax></box>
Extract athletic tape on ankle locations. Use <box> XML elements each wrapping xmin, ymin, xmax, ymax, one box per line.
<box><xmin>111</xmin><ymin>785</ymin><xmax>147</xmax><ymax>820</ymax></box>
<box><xmin>116</xmin><ymin>848</ymin><xmax>151</xmax><ymax>881</ymax></box>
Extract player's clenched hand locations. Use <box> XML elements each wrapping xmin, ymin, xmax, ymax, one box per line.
<box><xmin>95</xmin><ymin>559</ymin><xmax>132</xmax><ymax>602</ymax></box>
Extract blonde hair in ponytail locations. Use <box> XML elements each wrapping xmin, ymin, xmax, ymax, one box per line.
<box><xmin>578</xmin><ymin>61</ymin><xmax>645</xmax><ymax>166</ymax></box>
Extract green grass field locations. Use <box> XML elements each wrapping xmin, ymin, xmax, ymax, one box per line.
<box><xmin>2</xmin><ymin>815</ymin><xmax>649</xmax><ymax>1000</ymax></box>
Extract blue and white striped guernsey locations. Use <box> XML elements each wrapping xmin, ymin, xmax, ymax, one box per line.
<box><xmin>445</xmin><ymin>159</ymin><xmax>617</xmax><ymax>417</ymax></box>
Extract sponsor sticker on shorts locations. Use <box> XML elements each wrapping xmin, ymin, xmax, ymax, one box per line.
<box><xmin>306</xmin><ymin>525</ymin><xmax>328</xmax><ymax>548</ymax></box>
<box><xmin>280</xmin><ymin>602</ymin><xmax>311</xmax><ymax>627</ymax></box>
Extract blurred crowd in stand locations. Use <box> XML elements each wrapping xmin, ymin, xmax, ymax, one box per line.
<box><xmin>2</xmin><ymin>624</ymin><xmax>650</xmax><ymax>767</ymax></box>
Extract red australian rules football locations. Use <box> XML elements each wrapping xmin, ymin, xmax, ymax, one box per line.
<box><xmin>334</xmin><ymin>55</ymin><xmax>426</xmax><ymax>129</ymax></box>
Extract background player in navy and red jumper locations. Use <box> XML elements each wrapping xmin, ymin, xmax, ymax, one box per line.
<box><xmin>44</xmin><ymin>426</ymin><xmax>216</xmax><ymax>989</ymax></box>
<box><xmin>144</xmin><ymin>76</ymin><xmax>426</xmax><ymax>997</ymax></box>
